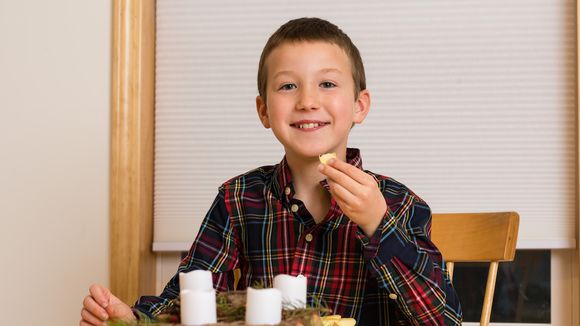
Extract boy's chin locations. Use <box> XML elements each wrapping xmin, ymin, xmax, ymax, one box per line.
<box><xmin>285</xmin><ymin>147</ymin><xmax>341</xmax><ymax>161</ymax></box>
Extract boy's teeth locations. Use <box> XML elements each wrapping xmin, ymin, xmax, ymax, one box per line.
<box><xmin>298</xmin><ymin>123</ymin><xmax>319</xmax><ymax>129</ymax></box>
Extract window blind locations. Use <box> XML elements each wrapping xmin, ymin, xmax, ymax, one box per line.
<box><xmin>154</xmin><ymin>0</ymin><xmax>576</xmax><ymax>251</ymax></box>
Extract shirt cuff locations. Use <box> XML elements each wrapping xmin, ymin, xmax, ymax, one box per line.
<box><xmin>356</xmin><ymin>207</ymin><xmax>406</xmax><ymax>261</ymax></box>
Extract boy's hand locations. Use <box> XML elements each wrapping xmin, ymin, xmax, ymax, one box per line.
<box><xmin>80</xmin><ymin>284</ymin><xmax>135</xmax><ymax>326</ymax></box>
<box><xmin>318</xmin><ymin>158</ymin><xmax>387</xmax><ymax>238</ymax></box>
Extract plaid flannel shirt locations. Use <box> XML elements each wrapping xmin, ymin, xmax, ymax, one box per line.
<box><xmin>134</xmin><ymin>148</ymin><xmax>462</xmax><ymax>325</ymax></box>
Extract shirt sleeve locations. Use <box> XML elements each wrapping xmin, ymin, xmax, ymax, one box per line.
<box><xmin>133</xmin><ymin>187</ymin><xmax>240</xmax><ymax>318</ymax></box>
<box><xmin>355</xmin><ymin>185</ymin><xmax>463</xmax><ymax>325</ymax></box>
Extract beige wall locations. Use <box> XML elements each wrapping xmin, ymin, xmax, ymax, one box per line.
<box><xmin>0</xmin><ymin>1</ymin><xmax>110</xmax><ymax>325</ymax></box>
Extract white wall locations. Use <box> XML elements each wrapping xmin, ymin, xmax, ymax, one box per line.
<box><xmin>0</xmin><ymin>1</ymin><xmax>110</xmax><ymax>325</ymax></box>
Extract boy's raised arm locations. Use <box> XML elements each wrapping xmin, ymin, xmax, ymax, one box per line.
<box><xmin>319</xmin><ymin>158</ymin><xmax>462</xmax><ymax>325</ymax></box>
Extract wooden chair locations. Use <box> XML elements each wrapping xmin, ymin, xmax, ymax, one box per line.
<box><xmin>431</xmin><ymin>212</ymin><xmax>519</xmax><ymax>326</ymax></box>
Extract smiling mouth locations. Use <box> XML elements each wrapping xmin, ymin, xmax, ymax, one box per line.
<box><xmin>291</xmin><ymin>122</ymin><xmax>330</xmax><ymax>129</ymax></box>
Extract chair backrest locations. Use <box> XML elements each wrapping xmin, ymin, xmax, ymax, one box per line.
<box><xmin>431</xmin><ymin>212</ymin><xmax>519</xmax><ymax>326</ymax></box>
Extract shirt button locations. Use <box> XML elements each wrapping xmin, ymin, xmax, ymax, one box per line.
<box><xmin>388</xmin><ymin>293</ymin><xmax>398</xmax><ymax>300</ymax></box>
<box><xmin>291</xmin><ymin>204</ymin><xmax>299</xmax><ymax>212</ymax></box>
<box><xmin>284</xmin><ymin>187</ymin><xmax>291</xmax><ymax>195</ymax></box>
<box><xmin>305</xmin><ymin>234</ymin><xmax>313</xmax><ymax>242</ymax></box>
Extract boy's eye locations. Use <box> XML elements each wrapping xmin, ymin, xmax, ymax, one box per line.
<box><xmin>320</xmin><ymin>81</ymin><xmax>336</xmax><ymax>88</ymax></box>
<box><xmin>279</xmin><ymin>83</ymin><xmax>297</xmax><ymax>91</ymax></box>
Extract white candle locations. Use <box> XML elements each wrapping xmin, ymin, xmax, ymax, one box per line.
<box><xmin>180</xmin><ymin>289</ymin><xmax>217</xmax><ymax>325</ymax></box>
<box><xmin>245</xmin><ymin>287</ymin><xmax>282</xmax><ymax>325</ymax></box>
<box><xmin>179</xmin><ymin>270</ymin><xmax>213</xmax><ymax>291</ymax></box>
<box><xmin>273</xmin><ymin>274</ymin><xmax>307</xmax><ymax>309</ymax></box>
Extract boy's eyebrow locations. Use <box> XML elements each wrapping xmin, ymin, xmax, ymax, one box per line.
<box><xmin>272</xmin><ymin>70</ymin><xmax>294</xmax><ymax>79</ymax></box>
<box><xmin>272</xmin><ymin>68</ymin><xmax>344</xmax><ymax>79</ymax></box>
<box><xmin>319</xmin><ymin>68</ymin><xmax>343</xmax><ymax>74</ymax></box>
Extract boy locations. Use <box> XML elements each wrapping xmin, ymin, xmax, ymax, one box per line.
<box><xmin>81</xmin><ymin>17</ymin><xmax>462</xmax><ymax>325</ymax></box>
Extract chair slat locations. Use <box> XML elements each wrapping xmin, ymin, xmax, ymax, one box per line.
<box><xmin>432</xmin><ymin>212</ymin><xmax>519</xmax><ymax>262</ymax></box>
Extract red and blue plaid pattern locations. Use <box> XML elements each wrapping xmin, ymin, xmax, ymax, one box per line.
<box><xmin>134</xmin><ymin>149</ymin><xmax>462</xmax><ymax>325</ymax></box>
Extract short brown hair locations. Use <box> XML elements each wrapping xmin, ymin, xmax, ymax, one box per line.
<box><xmin>257</xmin><ymin>17</ymin><xmax>366</xmax><ymax>102</ymax></box>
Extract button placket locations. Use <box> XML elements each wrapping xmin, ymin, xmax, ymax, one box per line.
<box><xmin>291</xmin><ymin>230</ymin><xmax>313</xmax><ymax>276</ymax></box>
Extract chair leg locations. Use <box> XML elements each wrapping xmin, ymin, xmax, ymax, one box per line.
<box><xmin>446</xmin><ymin>262</ymin><xmax>454</xmax><ymax>281</ymax></box>
<box><xmin>234</xmin><ymin>268</ymin><xmax>241</xmax><ymax>290</ymax></box>
<box><xmin>480</xmin><ymin>262</ymin><xmax>499</xmax><ymax>326</ymax></box>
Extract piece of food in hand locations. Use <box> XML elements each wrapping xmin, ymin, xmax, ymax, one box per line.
<box><xmin>321</xmin><ymin>315</ymin><xmax>356</xmax><ymax>326</ymax></box>
<box><xmin>337</xmin><ymin>318</ymin><xmax>356</xmax><ymax>326</ymax></box>
<box><xmin>319</xmin><ymin>152</ymin><xmax>337</xmax><ymax>165</ymax></box>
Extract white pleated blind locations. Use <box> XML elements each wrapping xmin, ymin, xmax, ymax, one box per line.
<box><xmin>154</xmin><ymin>0</ymin><xmax>576</xmax><ymax>251</ymax></box>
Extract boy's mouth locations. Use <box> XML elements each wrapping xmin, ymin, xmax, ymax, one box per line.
<box><xmin>290</xmin><ymin>120</ymin><xmax>330</xmax><ymax>130</ymax></box>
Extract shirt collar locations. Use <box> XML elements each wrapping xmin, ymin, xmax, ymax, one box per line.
<box><xmin>271</xmin><ymin>148</ymin><xmax>364</xmax><ymax>200</ymax></box>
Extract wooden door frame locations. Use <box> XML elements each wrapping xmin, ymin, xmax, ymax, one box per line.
<box><xmin>110</xmin><ymin>0</ymin><xmax>156</xmax><ymax>304</ymax></box>
<box><xmin>572</xmin><ymin>1</ymin><xmax>580</xmax><ymax>325</ymax></box>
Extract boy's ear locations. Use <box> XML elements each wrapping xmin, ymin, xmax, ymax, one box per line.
<box><xmin>256</xmin><ymin>95</ymin><xmax>271</xmax><ymax>128</ymax></box>
<box><xmin>353</xmin><ymin>89</ymin><xmax>371</xmax><ymax>124</ymax></box>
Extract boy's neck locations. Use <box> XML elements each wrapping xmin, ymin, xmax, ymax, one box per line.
<box><xmin>286</xmin><ymin>156</ymin><xmax>324</xmax><ymax>190</ymax></box>
<box><xmin>284</xmin><ymin>150</ymin><xmax>347</xmax><ymax>223</ymax></box>
<box><xmin>285</xmin><ymin>150</ymin><xmax>344</xmax><ymax>185</ymax></box>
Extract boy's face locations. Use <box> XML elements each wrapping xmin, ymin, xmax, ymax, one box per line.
<box><xmin>256</xmin><ymin>41</ymin><xmax>370</xmax><ymax>161</ymax></box>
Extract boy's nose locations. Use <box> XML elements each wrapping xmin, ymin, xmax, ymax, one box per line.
<box><xmin>296</xmin><ymin>88</ymin><xmax>319</xmax><ymax>110</ymax></box>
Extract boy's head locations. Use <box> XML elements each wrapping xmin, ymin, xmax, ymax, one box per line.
<box><xmin>257</xmin><ymin>17</ymin><xmax>366</xmax><ymax>102</ymax></box>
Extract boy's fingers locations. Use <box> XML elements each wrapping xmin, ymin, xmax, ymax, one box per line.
<box><xmin>106</xmin><ymin>302</ymin><xmax>134</xmax><ymax>320</ymax></box>
<box><xmin>89</xmin><ymin>284</ymin><xmax>110</xmax><ymax>308</ymax></box>
<box><xmin>81</xmin><ymin>308</ymin><xmax>106</xmax><ymax>325</ymax></box>
<box><xmin>326</xmin><ymin>159</ymin><xmax>374</xmax><ymax>185</ymax></box>
<box><xmin>327</xmin><ymin>179</ymin><xmax>357</xmax><ymax>207</ymax></box>
<box><xmin>83</xmin><ymin>295</ymin><xmax>109</xmax><ymax>320</ymax></box>
<box><xmin>320</xmin><ymin>164</ymin><xmax>360</xmax><ymax>193</ymax></box>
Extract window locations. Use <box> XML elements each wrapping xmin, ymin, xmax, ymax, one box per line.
<box><xmin>455</xmin><ymin>250</ymin><xmax>550</xmax><ymax>323</ymax></box>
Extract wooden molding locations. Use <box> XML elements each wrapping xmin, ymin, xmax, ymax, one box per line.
<box><xmin>110</xmin><ymin>0</ymin><xmax>156</xmax><ymax>304</ymax></box>
<box><xmin>576</xmin><ymin>1</ymin><xmax>580</xmax><ymax>324</ymax></box>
